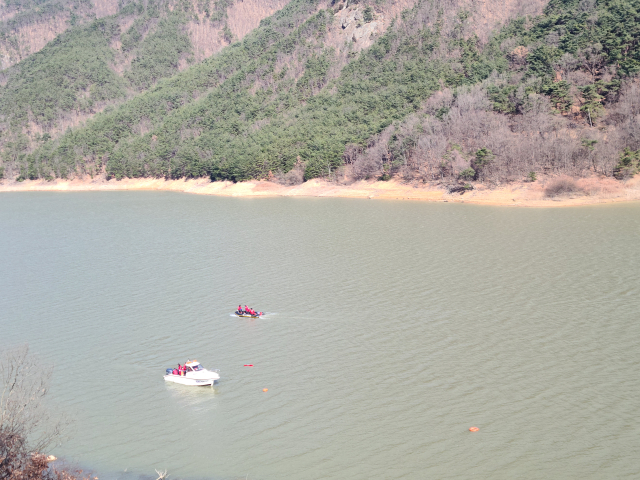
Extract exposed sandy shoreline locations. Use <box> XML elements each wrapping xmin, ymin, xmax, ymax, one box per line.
<box><xmin>2</xmin><ymin>176</ymin><xmax>640</xmax><ymax>207</ymax></box>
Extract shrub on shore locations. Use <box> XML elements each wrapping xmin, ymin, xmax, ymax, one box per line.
<box><xmin>0</xmin><ymin>345</ymin><xmax>89</xmax><ymax>480</ymax></box>
<box><xmin>544</xmin><ymin>177</ymin><xmax>584</xmax><ymax>197</ymax></box>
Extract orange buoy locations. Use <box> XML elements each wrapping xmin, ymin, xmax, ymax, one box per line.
<box><xmin>244</xmin><ymin>364</ymin><xmax>253</xmax><ymax>367</ymax></box>
<box><xmin>263</xmin><ymin>388</ymin><xmax>268</xmax><ymax>392</ymax></box>
<box><xmin>469</xmin><ymin>426</ymin><xmax>479</xmax><ymax>432</ymax></box>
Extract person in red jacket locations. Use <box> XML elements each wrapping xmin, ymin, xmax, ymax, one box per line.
<box><xmin>238</xmin><ymin>305</ymin><xmax>243</xmax><ymax>314</ymax></box>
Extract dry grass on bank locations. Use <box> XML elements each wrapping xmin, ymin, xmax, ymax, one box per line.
<box><xmin>543</xmin><ymin>176</ymin><xmax>625</xmax><ymax>198</ymax></box>
<box><xmin>576</xmin><ymin>177</ymin><xmax>623</xmax><ymax>197</ymax></box>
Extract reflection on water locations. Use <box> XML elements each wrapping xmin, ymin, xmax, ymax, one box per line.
<box><xmin>1</xmin><ymin>192</ymin><xmax>639</xmax><ymax>480</ymax></box>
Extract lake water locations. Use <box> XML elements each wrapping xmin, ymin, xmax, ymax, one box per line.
<box><xmin>1</xmin><ymin>192</ymin><xmax>639</xmax><ymax>480</ymax></box>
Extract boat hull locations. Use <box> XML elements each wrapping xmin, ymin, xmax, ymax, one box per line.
<box><xmin>235</xmin><ymin>313</ymin><xmax>260</xmax><ymax>318</ymax></box>
<box><xmin>164</xmin><ymin>374</ymin><xmax>219</xmax><ymax>386</ymax></box>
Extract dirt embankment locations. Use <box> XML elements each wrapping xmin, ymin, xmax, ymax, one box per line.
<box><xmin>2</xmin><ymin>176</ymin><xmax>640</xmax><ymax>207</ymax></box>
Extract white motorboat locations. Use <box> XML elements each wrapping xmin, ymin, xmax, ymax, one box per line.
<box><xmin>164</xmin><ymin>360</ymin><xmax>220</xmax><ymax>386</ymax></box>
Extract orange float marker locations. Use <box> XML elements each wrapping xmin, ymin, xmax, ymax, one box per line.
<box><xmin>469</xmin><ymin>426</ymin><xmax>479</xmax><ymax>432</ymax></box>
<box><xmin>244</xmin><ymin>364</ymin><xmax>254</xmax><ymax>367</ymax></box>
<box><xmin>263</xmin><ymin>388</ymin><xmax>268</xmax><ymax>392</ymax></box>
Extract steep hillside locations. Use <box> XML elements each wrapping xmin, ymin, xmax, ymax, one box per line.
<box><xmin>1</xmin><ymin>0</ymin><xmax>639</xmax><ymax>185</ymax></box>
<box><xmin>2</xmin><ymin>0</ymin><xmax>543</xmax><ymax>180</ymax></box>
<box><xmin>0</xmin><ymin>0</ymin><xmax>117</xmax><ymax>69</ymax></box>
<box><xmin>0</xmin><ymin>0</ymin><xmax>288</xmax><ymax>143</ymax></box>
<box><xmin>0</xmin><ymin>0</ymin><xmax>288</xmax><ymax>69</ymax></box>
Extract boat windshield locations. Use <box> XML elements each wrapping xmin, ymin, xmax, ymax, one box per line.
<box><xmin>191</xmin><ymin>364</ymin><xmax>204</xmax><ymax>371</ymax></box>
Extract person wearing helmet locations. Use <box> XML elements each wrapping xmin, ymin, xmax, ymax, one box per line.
<box><xmin>238</xmin><ymin>305</ymin><xmax>243</xmax><ymax>314</ymax></box>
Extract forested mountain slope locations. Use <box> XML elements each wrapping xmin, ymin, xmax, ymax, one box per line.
<box><xmin>1</xmin><ymin>0</ymin><xmax>639</xmax><ymax>185</ymax></box>
<box><xmin>348</xmin><ymin>0</ymin><xmax>640</xmax><ymax>183</ymax></box>
<box><xmin>0</xmin><ymin>0</ymin><xmax>287</xmax><ymax>142</ymax></box>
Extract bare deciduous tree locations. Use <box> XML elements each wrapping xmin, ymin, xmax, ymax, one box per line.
<box><xmin>577</xmin><ymin>44</ymin><xmax>604</xmax><ymax>82</ymax></box>
<box><xmin>1</xmin><ymin>346</ymin><xmax>66</xmax><ymax>453</ymax></box>
<box><xmin>1</xmin><ymin>345</ymin><xmax>70</xmax><ymax>480</ymax></box>
<box><xmin>345</xmin><ymin>76</ymin><xmax>640</xmax><ymax>184</ymax></box>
